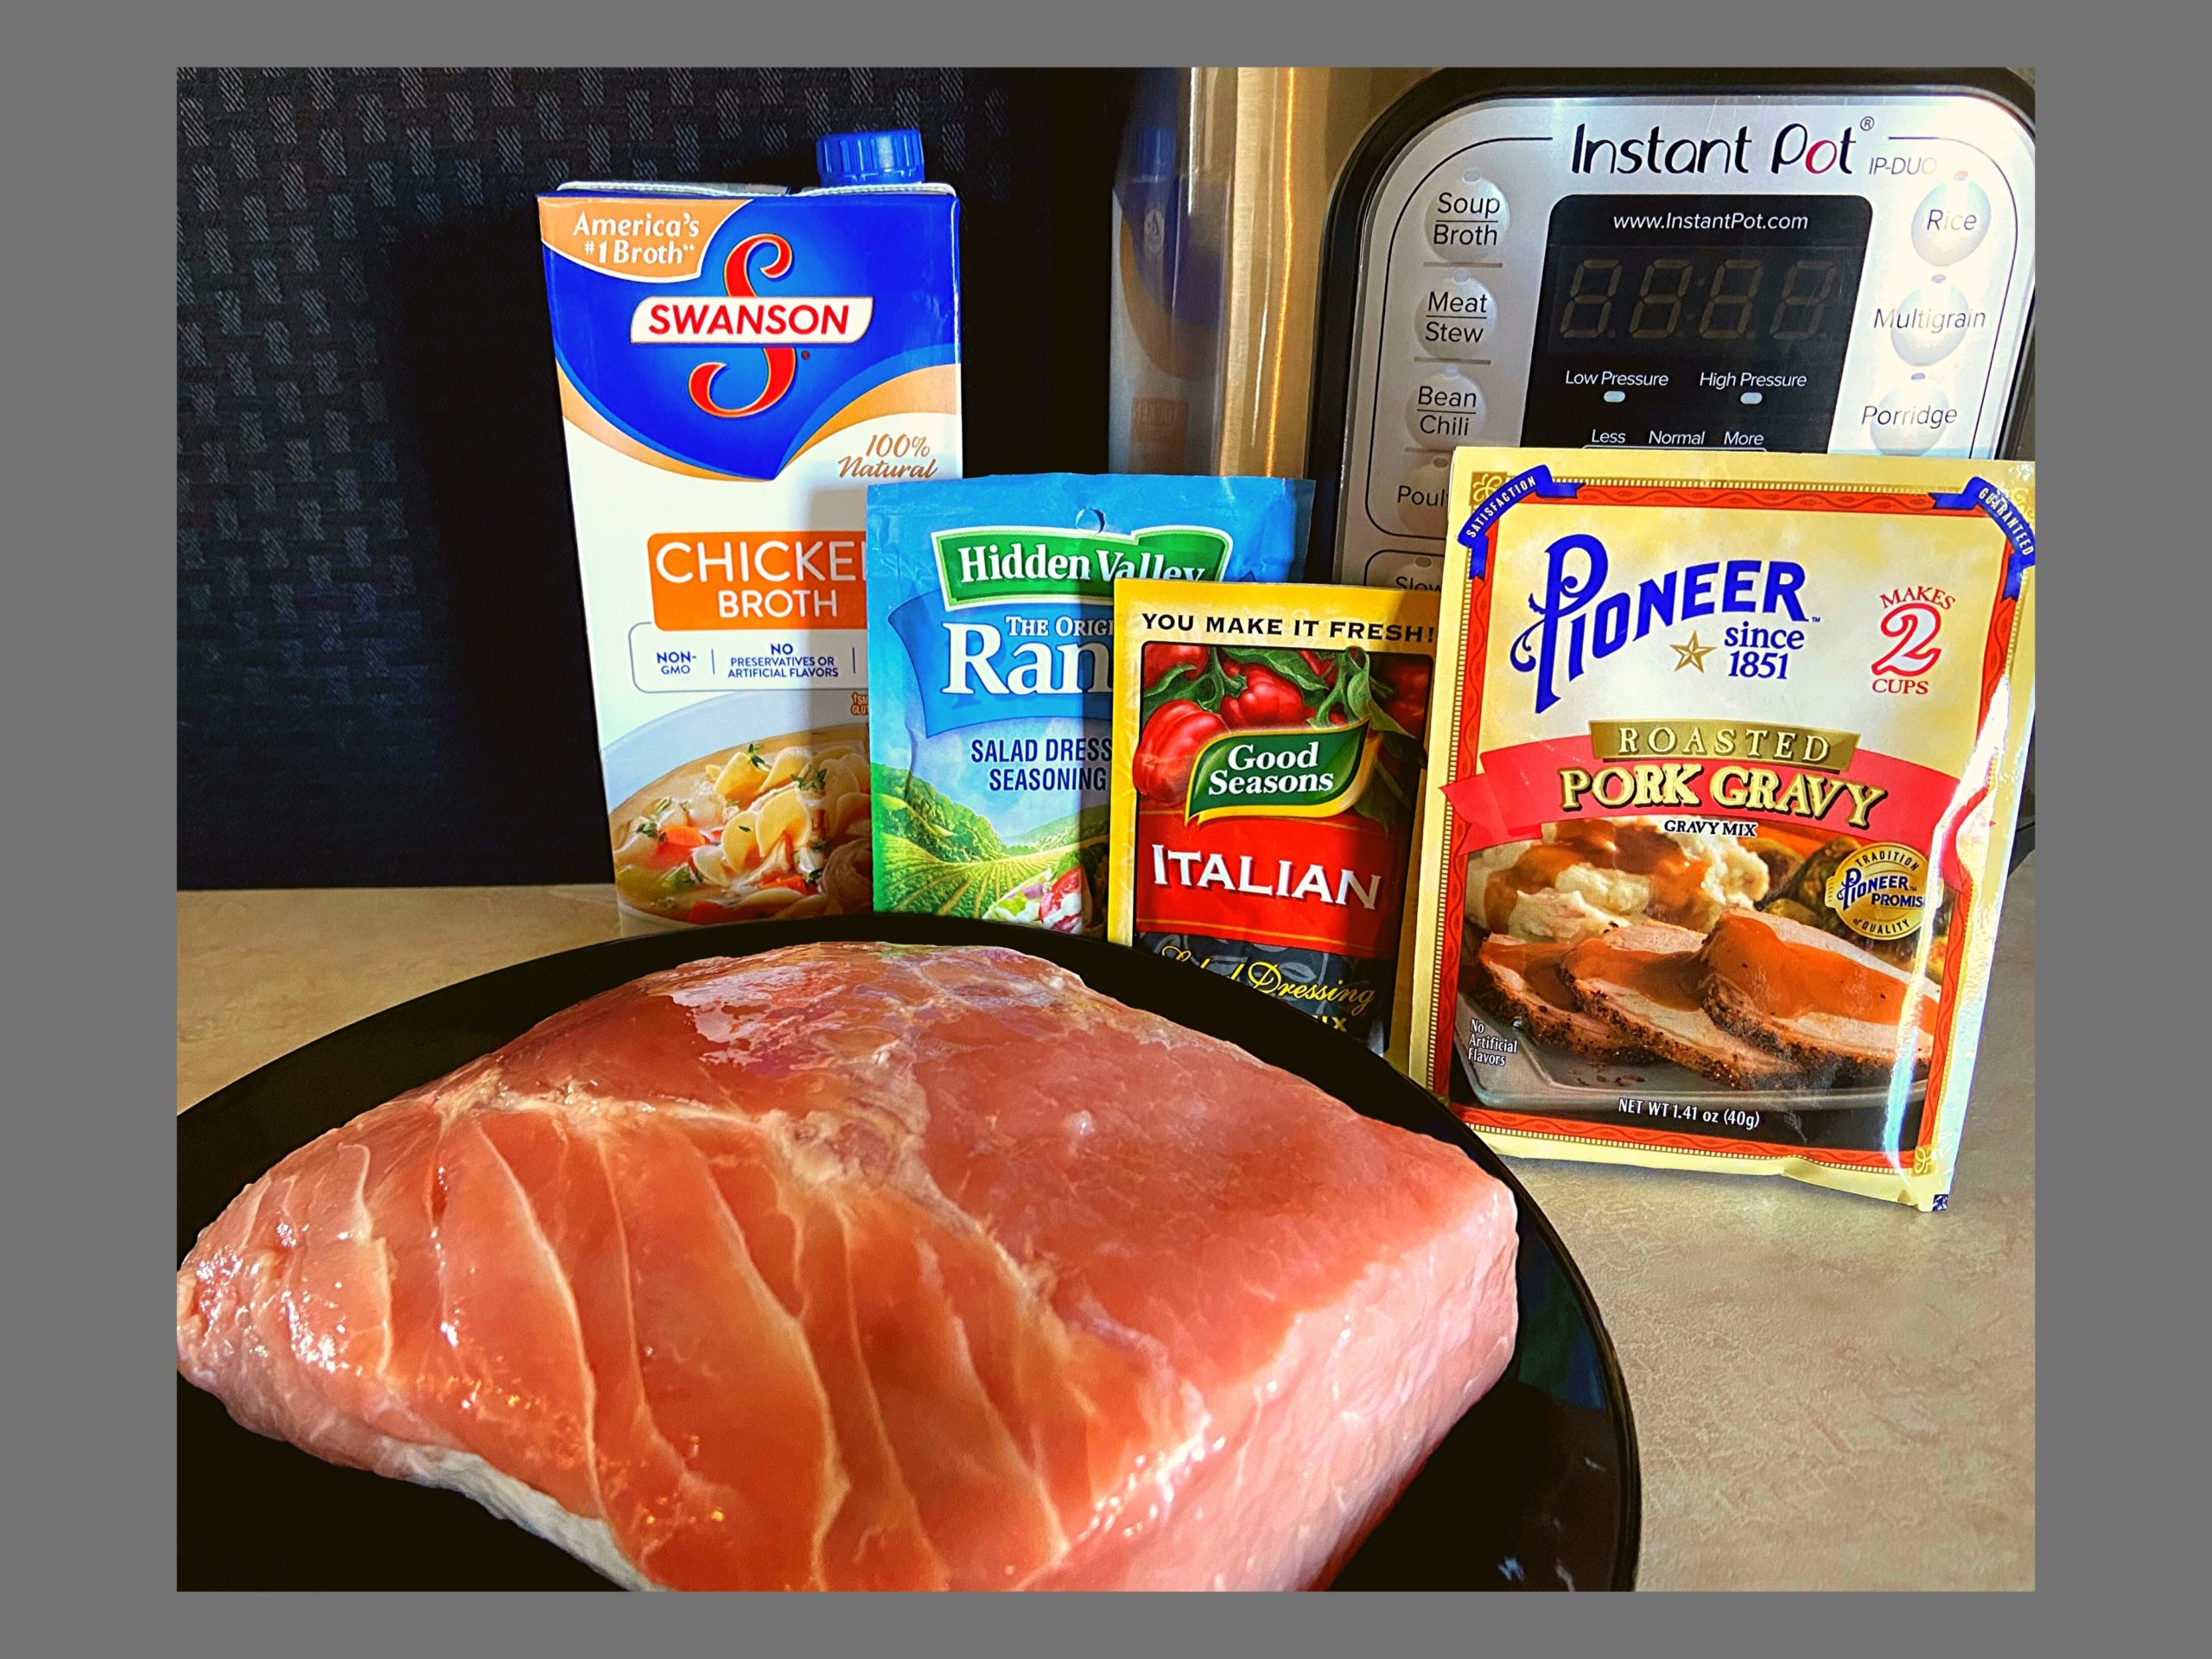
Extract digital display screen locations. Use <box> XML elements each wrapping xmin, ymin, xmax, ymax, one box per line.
<box><xmin>1521</xmin><ymin>195</ymin><xmax>1872</xmax><ymax>452</ymax></box>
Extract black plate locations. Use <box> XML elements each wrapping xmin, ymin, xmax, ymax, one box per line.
<box><xmin>178</xmin><ymin>915</ymin><xmax>1640</xmax><ymax>1591</ymax></box>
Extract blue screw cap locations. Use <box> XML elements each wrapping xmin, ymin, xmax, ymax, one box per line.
<box><xmin>1131</xmin><ymin>125</ymin><xmax>1178</xmax><ymax>180</ymax></box>
<box><xmin>816</xmin><ymin>128</ymin><xmax>926</xmax><ymax>188</ymax></box>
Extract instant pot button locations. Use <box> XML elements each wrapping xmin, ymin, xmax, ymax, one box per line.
<box><xmin>1363</xmin><ymin>549</ymin><xmax>1444</xmax><ymax>590</ymax></box>
<box><xmin>1388</xmin><ymin>453</ymin><xmax>1453</xmax><ymax>537</ymax></box>
<box><xmin>1866</xmin><ymin>374</ymin><xmax>1960</xmax><ymax>456</ymax></box>
<box><xmin>1885</xmin><ymin>274</ymin><xmax>1982</xmax><ymax>367</ymax></box>
<box><xmin>1408</xmin><ymin>366</ymin><xmax>1485</xmax><ymax>449</ymax></box>
<box><xmin>1910</xmin><ymin>171</ymin><xmax>1995</xmax><ymax>266</ymax></box>
<box><xmin>1416</xmin><ymin>270</ymin><xmax>1497</xmax><ymax>361</ymax></box>
<box><xmin>1426</xmin><ymin>171</ymin><xmax>1509</xmax><ymax>263</ymax></box>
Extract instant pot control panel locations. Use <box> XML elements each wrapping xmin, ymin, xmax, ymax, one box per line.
<box><xmin>1310</xmin><ymin>78</ymin><xmax>2035</xmax><ymax>588</ymax></box>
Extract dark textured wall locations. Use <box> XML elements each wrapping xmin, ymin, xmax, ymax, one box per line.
<box><xmin>178</xmin><ymin>67</ymin><xmax>1125</xmax><ymax>887</ymax></box>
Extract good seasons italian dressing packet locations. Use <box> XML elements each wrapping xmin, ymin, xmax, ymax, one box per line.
<box><xmin>1109</xmin><ymin>582</ymin><xmax>1439</xmax><ymax>1055</ymax></box>
<box><xmin>867</xmin><ymin>474</ymin><xmax>1309</xmax><ymax>931</ymax></box>
<box><xmin>1410</xmin><ymin>448</ymin><xmax>2035</xmax><ymax>1210</ymax></box>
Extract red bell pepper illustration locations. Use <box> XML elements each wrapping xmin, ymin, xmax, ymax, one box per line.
<box><xmin>1133</xmin><ymin>699</ymin><xmax>1230</xmax><ymax>804</ymax></box>
<box><xmin>1217</xmin><ymin>660</ymin><xmax>1309</xmax><ymax>728</ymax></box>
<box><xmin>1371</xmin><ymin>654</ymin><xmax>1432</xmax><ymax>737</ymax></box>
<box><xmin>1143</xmin><ymin>641</ymin><xmax>1212</xmax><ymax>691</ymax></box>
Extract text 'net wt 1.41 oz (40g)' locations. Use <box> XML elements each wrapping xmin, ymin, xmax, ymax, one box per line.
<box><xmin>1408</xmin><ymin>448</ymin><xmax>2035</xmax><ymax>1210</ymax></box>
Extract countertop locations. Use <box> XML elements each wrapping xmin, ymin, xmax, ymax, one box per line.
<box><xmin>175</xmin><ymin>857</ymin><xmax>2034</xmax><ymax>1591</ymax></box>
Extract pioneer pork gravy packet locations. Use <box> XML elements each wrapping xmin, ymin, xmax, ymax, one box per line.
<box><xmin>1408</xmin><ymin>448</ymin><xmax>2035</xmax><ymax>1210</ymax></box>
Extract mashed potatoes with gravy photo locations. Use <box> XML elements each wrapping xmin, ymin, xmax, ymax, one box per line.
<box><xmin>1466</xmin><ymin>817</ymin><xmax>1768</xmax><ymax>944</ymax></box>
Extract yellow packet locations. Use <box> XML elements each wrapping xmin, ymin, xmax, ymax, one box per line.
<box><xmin>1409</xmin><ymin>448</ymin><xmax>2035</xmax><ymax>1209</ymax></box>
<box><xmin>1109</xmin><ymin>581</ymin><xmax>1440</xmax><ymax>1060</ymax></box>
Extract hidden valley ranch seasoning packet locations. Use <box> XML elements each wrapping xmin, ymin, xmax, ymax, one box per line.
<box><xmin>866</xmin><ymin>474</ymin><xmax>1308</xmax><ymax>931</ymax></box>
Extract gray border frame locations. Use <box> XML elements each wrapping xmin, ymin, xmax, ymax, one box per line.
<box><xmin>10</xmin><ymin>0</ymin><xmax>2200</xmax><ymax>1642</ymax></box>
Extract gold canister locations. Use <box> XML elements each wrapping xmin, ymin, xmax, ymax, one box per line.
<box><xmin>1110</xmin><ymin>69</ymin><xmax>1428</xmax><ymax>480</ymax></box>
<box><xmin>1211</xmin><ymin>68</ymin><xmax>1428</xmax><ymax>477</ymax></box>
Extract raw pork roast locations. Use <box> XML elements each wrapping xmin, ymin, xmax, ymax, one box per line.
<box><xmin>177</xmin><ymin>943</ymin><xmax>1518</xmax><ymax>1590</ymax></box>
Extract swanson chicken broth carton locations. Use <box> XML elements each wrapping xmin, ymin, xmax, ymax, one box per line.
<box><xmin>1409</xmin><ymin>448</ymin><xmax>2035</xmax><ymax>1210</ymax></box>
<box><xmin>540</xmin><ymin>133</ymin><xmax>959</xmax><ymax>927</ymax></box>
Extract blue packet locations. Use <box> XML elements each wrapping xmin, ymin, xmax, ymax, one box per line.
<box><xmin>866</xmin><ymin>473</ymin><xmax>1311</xmax><ymax>931</ymax></box>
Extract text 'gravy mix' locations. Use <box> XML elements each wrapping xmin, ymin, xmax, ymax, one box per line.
<box><xmin>1409</xmin><ymin>448</ymin><xmax>2035</xmax><ymax>1209</ymax></box>
<box><xmin>539</xmin><ymin>137</ymin><xmax>960</xmax><ymax>926</ymax></box>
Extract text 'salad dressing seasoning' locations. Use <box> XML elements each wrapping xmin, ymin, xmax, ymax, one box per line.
<box><xmin>1409</xmin><ymin>448</ymin><xmax>2034</xmax><ymax>1209</ymax></box>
